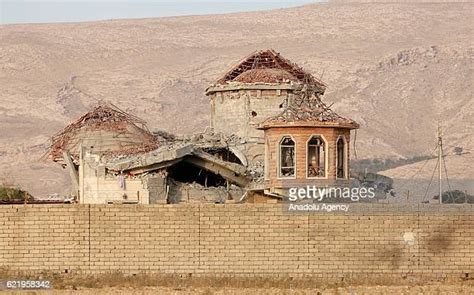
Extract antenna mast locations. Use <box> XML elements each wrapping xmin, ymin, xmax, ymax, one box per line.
<box><xmin>437</xmin><ymin>123</ymin><xmax>443</xmax><ymax>204</ymax></box>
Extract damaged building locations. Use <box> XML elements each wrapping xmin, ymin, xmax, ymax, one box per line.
<box><xmin>205</xmin><ymin>49</ymin><xmax>327</xmax><ymax>169</ymax></box>
<box><xmin>47</xmin><ymin>103</ymin><xmax>249</xmax><ymax>204</ymax></box>
<box><xmin>47</xmin><ymin>49</ymin><xmax>359</xmax><ymax>204</ymax></box>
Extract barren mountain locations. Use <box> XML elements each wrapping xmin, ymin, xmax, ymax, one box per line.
<box><xmin>0</xmin><ymin>1</ymin><xmax>472</xmax><ymax>196</ymax></box>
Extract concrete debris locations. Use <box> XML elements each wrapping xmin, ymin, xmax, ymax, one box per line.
<box><xmin>104</xmin><ymin>141</ymin><xmax>249</xmax><ymax>187</ymax></box>
<box><xmin>105</xmin><ymin>143</ymin><xmax>194</xmax><ymax>172</ymax></box>
<box><xmin>248</xmin><ymin>161</ymin><xmax>265</xmax><ymax>183</ymax></box>
<box><xmin>152</xmin><ymin>129</ymin><xmax>177</xmax><ymax>142</ymax></box>
<box><xmin>180</xmin><ymin>128</ymin><xmax>242</xmax><ymax>148</ymax></box>
<box><xmin>151</xmin><ymin>128</ymin><xmax>243</xmax><ymax>152</ymax></box>
<box><xmin>167</xmin><ymin>179</ymin><xmax>243</xmax><ymax>204</ymax></box>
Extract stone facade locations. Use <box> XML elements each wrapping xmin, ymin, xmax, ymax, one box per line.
<box><xmin>208</xmin><ymin>88</ymin><xmax>294</xmax><ymax>165</ymax></box>
<box><xmin>79</xmin><ymin>151</ymin><xmax>167</xmax><ymax>204</ymax></box>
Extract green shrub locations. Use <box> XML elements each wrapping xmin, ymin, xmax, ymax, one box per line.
<box><xmin>0</xmin><ymin>186</ymin><xmax>33</xmax><ymax>201</ymax></box>
<box><xmin>441</xmin><ymin>190</ymin><xmax>473</xmax><ymax>204</ymax></box>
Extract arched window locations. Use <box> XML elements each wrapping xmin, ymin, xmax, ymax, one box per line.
<box><xmin>336</xmin><ymin>136</ymin><xmax>347</xmax><ymax>179</ymax></box>
<box><xmin>307</xmin><ymin>136</ymin><xmax>326</xmax><ymax>178</ymax></box>
<box><xmin>279</xmin><ymin>136</ymin><xmax>295</xmax><ymax>177</ymax></box>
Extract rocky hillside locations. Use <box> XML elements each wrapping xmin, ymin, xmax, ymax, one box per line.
<box><xmin>0</xmin><ymin>1</ymin><xmax>472</xmax><ymax>196</ymax></box>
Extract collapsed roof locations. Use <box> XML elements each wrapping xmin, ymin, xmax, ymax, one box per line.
<box><xmin>46</xmin><ymin>100</ymin><xmax>251</xmax><ymax>187</ymax></box>
<box><xmin>233</xmin><ymin>68</ymin><xmax>298</xmax><ymax>84</ymax></box>
<box><xmin>105</xmin><ymin>143</ymin><xmax>250</xmax><ymax>187</ymax></box>
<box><xmin>208</xmin><ymin>49</ymin><xmax>326</xmax><ymax>93</ymax></box>
<box><xmin>47</xmin><ymin>102</ymin><xmax>159</xmax><ymax>164</ymax></box>
<box><xmin>259</xmin><ymin>98</ymin><xmax>359</xmax><ymax>130</ymax></box>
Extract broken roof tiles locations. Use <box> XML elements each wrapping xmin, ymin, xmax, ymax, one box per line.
<box><xmin>47</xmin><ymin>102</ymin><xmax>159</xmax><ymax>163</ymax></box>
<box><xmin>259</xmin><ymin>99</ymin><xmax>359</xmax><ymax>130</ymax></box>
<box><xmin>214</xmin><ymin>49</ymin><xmax>326</xmax><ymax>92</ymax></box>
<box><xmin>233</xmin><ymin>68</ymin><xmax>298</xmax><ymax>84</ymax></box>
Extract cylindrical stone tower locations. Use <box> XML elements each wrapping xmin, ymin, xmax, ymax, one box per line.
<box><xmin>205</xmin><ymin>49</ymin><xmax>326</xmax><ymax>168</ymax></box>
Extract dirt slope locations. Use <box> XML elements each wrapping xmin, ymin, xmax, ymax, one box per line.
<box><xmin>0</xmin><ymin>2</ymin><xmax>472</xmax><ymax>196</ymax></box>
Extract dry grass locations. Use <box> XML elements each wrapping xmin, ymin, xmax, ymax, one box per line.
<box><xmin>50</xmin><ymin>272</ymin><xmax>338</xmax><ymax>290</ymax></box>
<box><xmin>1</xmin><ymin>268</ymin><xmax>473</xmax><ymax>293</ymax></box>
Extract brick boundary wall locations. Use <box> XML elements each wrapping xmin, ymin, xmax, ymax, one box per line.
<box><xmin>0</xmin><ymin>204</ymin><xmax>473</xmax><ymax>281</ymax></box>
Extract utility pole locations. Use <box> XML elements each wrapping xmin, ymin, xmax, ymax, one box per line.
<box><xmin>437</xmin><ymin>123</ymin><xmax>443</xmax><ymax>204</ymax></box>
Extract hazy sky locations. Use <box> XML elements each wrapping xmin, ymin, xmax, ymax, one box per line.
<box><xmin>0</xmin><ymin>0</ymin><xmax>323</xmax><ymax>25</ymax></box>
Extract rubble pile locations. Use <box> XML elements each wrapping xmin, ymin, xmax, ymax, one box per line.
<box><xmin>233</xmin><ymin>68</ymin><xmax>298</xmax><ymax>84</ymax></box>
<box><xmin>248</xmin><ymin>161</ymin><xmax>265</xmax><ymax>183</ymax></box>
<box><xmin>216</xmin><ymin>49</ymin><xmax>326</xmax><ymax>91</ymax></box>
<box><xmin>183</xmin><ymin>129</ymin><xmax>242</xmax><ymax>147</ymax></box>
<box><xmin>167</xmin><ymin>177</ymin><xmax>246</xmax><ymax>204</ymax></box>
<box><xmin>152</xmin><ymin>130</ymin><xmax>177</xmax><ymax>142</ymax></box>
<box><xmin>262</xmin><ymin>96</ymin><xmax>359</xmax><ymax>128</ymax></box>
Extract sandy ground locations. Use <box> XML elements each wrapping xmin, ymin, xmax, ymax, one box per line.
<box><xmin>1</xmin><ymin>283</ymin><xmax>474</xmax><ymax>294</ymax></box>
